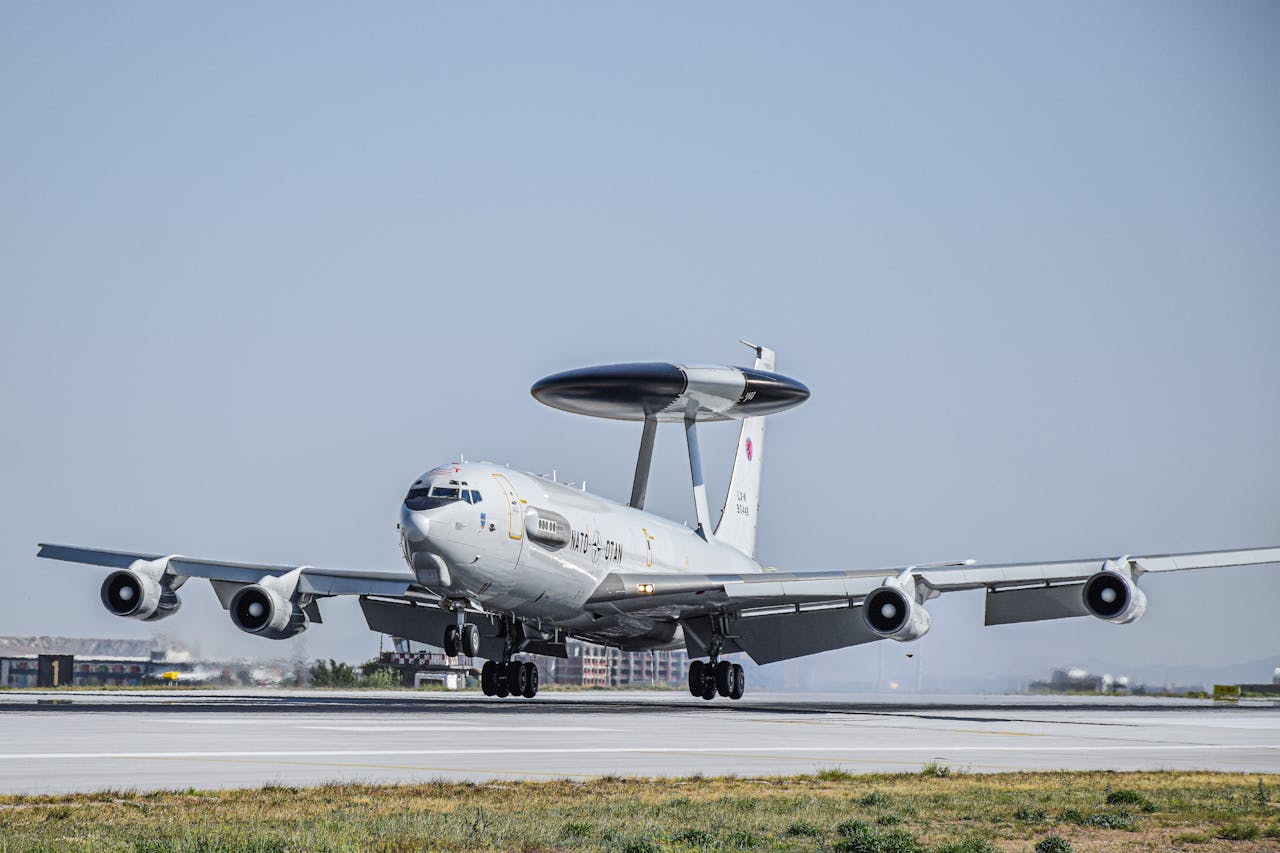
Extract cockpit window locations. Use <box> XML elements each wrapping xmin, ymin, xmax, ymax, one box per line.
<box><xmin>404</xmin><ymin>485</ymin><xmax>462</xmax><ymax>511</ymax></box>
<box><xmin>461</xmin><ymin>490</ymin><xmax>482</xmax><ymax>504</ymax></box>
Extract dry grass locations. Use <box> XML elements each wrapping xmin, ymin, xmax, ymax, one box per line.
<box><xmin>1</xmin><ymin>771</ymin><xmax>1278</xmax><ymax>851</ymax></box>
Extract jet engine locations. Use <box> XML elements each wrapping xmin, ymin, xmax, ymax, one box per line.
<box><xmin>1082</xmin><ymin>567</ymin><xmax>1147</xmax><ymax>624</ymax></box>
<box><xmin>229</xmin><ymin>584</ymin><xmax>309</xmax><ymax>639</ymax></box>
<box><xmin>100</xmin><ymin>569</ymin><xmax>182</xmax><ymax>621</ymax></box>
<box><xmin>862</xmin><ymin>584</ymin><xmax>931</xmax><ymax>641</ymax></box>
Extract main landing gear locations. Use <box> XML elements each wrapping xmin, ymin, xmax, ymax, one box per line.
<box><xmin>688</xmin><ymin>658</ymin><xmax>745</xmax><ymax>701</ymax></box>
<box><xmin>479</xmin><ymin>658</ymin><xmax>539</xmax><ymax>699</ymax></box>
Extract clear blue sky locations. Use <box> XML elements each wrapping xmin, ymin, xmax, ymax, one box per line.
<box><xmin>2</xmin><ymin>3</ymin><xmax>1277</xmax><ymax>685</ymax></box>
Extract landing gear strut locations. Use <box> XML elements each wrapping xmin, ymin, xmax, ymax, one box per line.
<box><xmin>478</xmin><ymin>615</ymin><xmax>539</xmax><ymax>699</ymax></box>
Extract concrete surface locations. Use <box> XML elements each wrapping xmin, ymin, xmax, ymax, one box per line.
<box><xmin>1</xmin><ymin>689</ymin><xmax>1277</xmax><ymax>793</ymax></box>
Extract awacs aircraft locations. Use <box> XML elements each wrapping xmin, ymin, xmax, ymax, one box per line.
<box><xmin>39</xmin><ymin>342</ymin><xmax>1279</xmax><ymax>700</ymax></box>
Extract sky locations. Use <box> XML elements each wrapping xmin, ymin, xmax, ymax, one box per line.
<box><xmin>1</xmin><ymin>3</ymin><xmax>1277</xmax><ymax>689</ymax></box>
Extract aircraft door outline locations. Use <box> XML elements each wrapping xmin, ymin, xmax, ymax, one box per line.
<box><xmin>492</xmin><ymin>474</ymin><xmax>524</xmax><ymax>541</ymax></box>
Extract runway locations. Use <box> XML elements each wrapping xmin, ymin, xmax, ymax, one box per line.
<box><xmin>1</xmin><ymin>689</ymin><xmax>1277</xmax><ymax>794</ymax></box>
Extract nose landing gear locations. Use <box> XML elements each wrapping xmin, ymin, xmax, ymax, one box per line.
<box><xmin>442</xmin><ymin>603</ymin><xmax>481</xmax><ymax>658</ymax></box>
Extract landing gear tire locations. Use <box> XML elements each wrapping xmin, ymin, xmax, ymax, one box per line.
<box><xmin>480</xmin><ymin>660</ymin><xmax>497</xmax><ymax>696</ymax></box>
<box><xmin>688</xmin><ymin>660</ymin><xmax>705</xmax><ymax>696</ymax></box>
<box><xmin>461</xmin><ymin>623</ymin><xmax>480</xmax><ymax>657</ymax></box>
<box><xmin>494</xmin><ymin>662</ymin><xmax>511</xmax><ymax>698</ymax></box>
<box><xmin>443</xmin><ymin>624</ymin><xmax>460</xmax><ymax>657</ymax></box>
<box><xmin>729</xmin><ymin>663</ymin><xmax>745</xmax><ymax>700</ymax></box>
<box><xmin>715</xmin><ymin>660</ymin><xmax>733</xmax><ymax>697</ymax></box>
<box><xmin>521</xmin><ymin>662</ymin><xmax>539</xmax><ymax>698</ymax></box>
<box><xmin>700</xmin><ymin>676</ymin><xmax>716</xmax><ymax>701</ymax></box>
<box><xmin>513</xmin><ymin>660</ymin><xmax>531</xmax><ymax>696</ymax></box>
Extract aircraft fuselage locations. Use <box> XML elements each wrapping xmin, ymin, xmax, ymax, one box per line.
<box><xmin>399</xmin><ymin>461</ymin><xmax>759</xmax><ymax>648</ymax></box>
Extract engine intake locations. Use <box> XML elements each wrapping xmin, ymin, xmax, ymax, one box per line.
<box><xmin>862</xmin><ymin>585</ymin><xmax>931</xmax><ymax>641</ymax></box>
<box><xmin>229</xmin><ymin>584</ymin><xmax>308</xmax><ymax>639</ymax></box>
<box><xmin>1082</xmin><ymin>570</ymin><xmax>1147</xmax><ymax>624</ymax></box>
<box><xmin>100</xmin><ymin>570</ymin><xmax>181</xmax><ymax>621</ymax></box>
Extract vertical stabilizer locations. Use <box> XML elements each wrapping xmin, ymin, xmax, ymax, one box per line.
<box><xmin>713</xmin><ymin>343</ymin><xmax>775</xmax><ymax>558</ymax></box>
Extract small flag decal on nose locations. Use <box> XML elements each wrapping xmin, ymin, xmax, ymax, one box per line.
<box><xmin>745</xmin><ymin>438</ymin><xmax>753</xmax><ymax>461</ymax></box>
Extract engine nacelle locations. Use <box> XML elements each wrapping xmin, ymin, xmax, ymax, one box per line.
<box><xmin>100</xmin><ymin>570</ymin><xmax>182</xmax><ymax>621</ymax></box>
<box><xmin>862</xmin><ymin>585</ymin><xmax>931</xmax><ymax>641</ymax></box>
<box><xmin>229</xmin><ymin>584</ymin><xmax>309</xmax><ymax>639</ymax></box>
<box><xmin>1082</xmin><ymin>569</ymin><xmax>1147</xmax><ymax>625</ymax></box>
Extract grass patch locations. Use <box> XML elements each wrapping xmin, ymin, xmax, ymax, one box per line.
<box><xmin>0</xmin><ymin>771</ymin><xmax>1275</xmax><ymax>851</ymax></box>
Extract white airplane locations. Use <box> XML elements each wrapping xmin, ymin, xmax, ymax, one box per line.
<box><xmin>39</xmin><ymin>342</ymin><xmax>1279</xmax><ymax>700</ymax></box>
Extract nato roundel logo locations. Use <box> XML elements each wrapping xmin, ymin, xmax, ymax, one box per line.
<box><xmin>745</xmin><ymin>438</ymin><xmax>753</xmax><ymax>461</ymax></box>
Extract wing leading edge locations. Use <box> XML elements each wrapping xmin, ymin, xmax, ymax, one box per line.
<box><xmin>36</xmin><ymin>543</ymin><xmax>419</xmax><ymax>598</ymax></box>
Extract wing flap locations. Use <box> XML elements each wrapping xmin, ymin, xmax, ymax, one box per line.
<box><xmin>984</xmin><ymin>583</ymin><xmax>1090</xmax><ymax>626</ymax></box>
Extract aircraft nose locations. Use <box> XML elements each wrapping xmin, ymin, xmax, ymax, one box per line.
<box><xmin>400</xmin><ymin>505</ymin><xmax>432</xmax><ymax>543</ymax></box>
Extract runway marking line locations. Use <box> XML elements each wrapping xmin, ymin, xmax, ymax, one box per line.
<box><xmin>122</xmin><ymin>754</ymin><xmax>601</xmax><ymax>780</ymax></box>
<box><xmin>2</xmin><ymin>744</ymin><xmax>1277</xmax><ymax>761</ymax></box>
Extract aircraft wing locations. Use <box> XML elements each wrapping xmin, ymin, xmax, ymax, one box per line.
<box><xmin>36</xmin><ymin>543</ymin><xmax>420</xmax><ymax>598</ymax></box>
<box><xmin>587</xmin><ymin>546</ymin><xmax>1280</xmax><ymax>664</ymax></box>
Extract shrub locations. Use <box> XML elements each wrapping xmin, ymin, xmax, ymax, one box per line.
<box><xmin>1080</xmin><ymin>812</ymin><xmax>1134</xmax><ymax>830</ymax></box>
<box><xmin>1013</xmin><ymin>805</ymin><xmax>1047</xmax><ymax>822</ymax></box>
<box><xmin>621</xmin><ymin>838</ymin><xmax>660</xmax><ymax>853</ymax></box>
<box><xmin>935</xmin><ymin>841</ymin><xmax>996</xmax><ymax>853</ymax></box>
<box><xmin>785</xmin><ymin>821</ymin><xmax>821</xmax><ymax>837</ymax></box>
<box><xmin>920</xmin><ymin>762</ymin><xmax>952</xmax><ymax>778</ymax></box>
<box><xmin>1217</xmin><ymin>821</ymin><xmax>1261</xmax><ymax>841</ymax></box>
<box><xmin>1171</xmin><ymin>832</ymin><xmax>1210</xmax><ymax>844</ymax></box>
<box><xmin>361</xmin><ymin>667</ymin><xmax>399</xmax><ymax>689</ymax></box>
<box><xmin>838</xmin><ymin>819</ymin><xmax>872</xmax><ymax>837</ymax></box>
<box><xmin>309</xmin><ymin>659</ymin><xmax>358</xmax><ymax>687</ymax></box>
<box><xmin>859</xmin><ymin>791</ymin><xmax>890</xmax><ymax>807</ymax></box>
<box><xmin>818</xmin><ymin>768</ymin><xmax>857</xmax><ymax>781</ymax></box>
<box><xmin>561</xmin><ymin>822</ymin><xmax>592</xmax><ymax>838</ymax></box>
<box><xmin>833</xmin><ymin>822</ymin><xmax>920</xmax><ymax>853</ymax></box>
<box><xmin>877</xmin><ymin>813</ymin><xmax>903</xmax><ymax>825</ymax></box>
<box><xmin>1035</xmin><ymin>837</ymin><xmax>1072</xmax><ymax>853</ymax></box>
<box><xmin>1105</xmin><ymin>789</ymin><xmax>1156</xmax><ymax>812</ymax></box>
<box><xmin>672</xmin><ymin>827</ymin><xmax>713</xmax><ymax>845</ymax></box>
<box><xmin>723</xmin><ymin>829</ymin><xmax>759</xmax><ymax>848</ymax></box>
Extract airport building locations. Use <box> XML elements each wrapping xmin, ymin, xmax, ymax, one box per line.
<box><xmin>552</xmin><ymin>641</ymin><xmax>690</xmax><ymax>687</ymax></box>
<box><xmin>0</xmin><ymin>636</ymin><xmax>170</xmax><ymax>687</ymax></box>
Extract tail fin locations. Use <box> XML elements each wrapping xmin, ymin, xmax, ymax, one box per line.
<box><xmin>713</xmin><ymin>343</ymin><xmax>775</xmax><ymax>558</ymax></box>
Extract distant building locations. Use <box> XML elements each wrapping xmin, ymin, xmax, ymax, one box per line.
<box><xmin>0</xmin><ymin>636</ymin><xmax>256</xmax><ymax>687</ymax></box>
<box><xmin>1029</xmin><ymin>666</ymin><xmax>1129</xmax><ymax>694</ymax></box>
<box><xmin>552</xmin><ymin>640</ymin><xmax>689</xmax><ymax>687</ymax></box>
<box><xmin>0</xmin><ymin>636</ymin><xmax>166</xmax><ymax>687</ymax></box>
